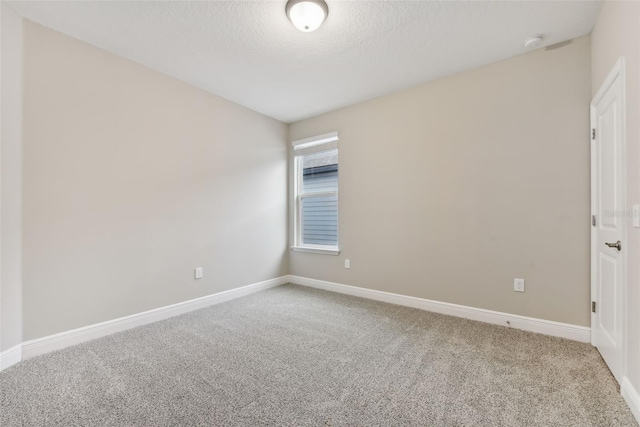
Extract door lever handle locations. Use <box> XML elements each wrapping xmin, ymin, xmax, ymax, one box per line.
<box><xmin>605</xmin><ymin>240</ymin><xmax>622</xmax><ymax>251</ymax></box>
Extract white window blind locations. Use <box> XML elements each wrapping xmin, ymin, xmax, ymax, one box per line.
<box><xmin>292</xmin><ymin>132</ymin><xmax>338</xmax><ymax>155</ymax></box>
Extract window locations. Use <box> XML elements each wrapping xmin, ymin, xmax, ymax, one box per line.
<box><xmin>292</xmin><ymin>132</ymin><xmax>339</xmax><ymax>255</ymax></box>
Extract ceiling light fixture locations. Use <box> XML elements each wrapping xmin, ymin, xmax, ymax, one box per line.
<box><xmin>523</xmin><ymin>35</ymin><xmax>543</xmax><ymax>50</ymax></box>
<box><xmin>286</xmin><ymin>0</ymin><xmax>328</xmax><ymax>33</ymax></box>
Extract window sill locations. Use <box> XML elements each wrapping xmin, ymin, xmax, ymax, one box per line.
<box><xmin>291</xmin><ymin>246</ymin><xmax>340</xmax><ymax>256</ymax></box>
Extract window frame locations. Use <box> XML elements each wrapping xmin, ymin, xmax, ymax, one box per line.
<box><xmin>291</xmin><ymin>132</ymin><xmax>340</xmax><ymax>255</ymax></box>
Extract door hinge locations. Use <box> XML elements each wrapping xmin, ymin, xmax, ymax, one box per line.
<box><xmin>592</xmin><ymin>301</ymin><xmax>596</xmax><ymax>313</ymax></box>
<box><xmin>592</xmin><ymin>215</ymin><xmax>596</xmax><ymax>226</ymax></box>
<box><xmin>592</xmin><ymin>128</ymin><xmax>596</xmax><ymax>140</ymax></box>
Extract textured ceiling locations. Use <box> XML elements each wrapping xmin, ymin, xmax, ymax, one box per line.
<box><xmin>8</xmin><ymin>1</ymin><xmax>602</xmax><ymax>123</ymax></box>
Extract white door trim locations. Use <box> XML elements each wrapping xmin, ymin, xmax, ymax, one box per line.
<box><xmin>590</xmin><ymin>56</ymin><xmax>627</xmax><ymax>383</ymax></box>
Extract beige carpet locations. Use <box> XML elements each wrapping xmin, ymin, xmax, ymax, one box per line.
<box><xmin>1</xmin><ymin>284</ymin><xmax>637</xmax><ymax>426</ymax></box>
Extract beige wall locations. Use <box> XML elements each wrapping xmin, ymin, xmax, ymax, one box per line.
<box><xmin>289</xmin><ymin>36</ymin><xmax>592</xmax><ymax>326</ymax></box>
<box><xmin>0</xmin><ymin>3</ymin><xmax>23</xmax><ymax>352</ymax></box>
<box><xmin>591</xmin><ymin>0</ymin><xmax>640</xmax><ymax>405</ymax></box>
<box><xmin>22</xmin><ymin>21</ymin><xmax>288</xmax><ymax>340</ymax></box>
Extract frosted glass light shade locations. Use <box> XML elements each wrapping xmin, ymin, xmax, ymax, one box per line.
<box><xmin>286</xmin><ymin>0</ymin><xmax>328</xmax><ymax>33</ymax></box>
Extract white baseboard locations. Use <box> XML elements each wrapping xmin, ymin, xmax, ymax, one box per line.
<box><xmin>622</xmin><ymin>377</ymin><xmax>640</xmax><ymax>425</ymax></box>
<box><xmin>1</xmin><ymin>274</ymin><xmax>592</xmax><ymax>366</ymax></box>
<box><xmin>21</xmin><ymin>276</ymin><xmax>288</xmax><ymax>361</ymax></box>
<box><xmin>286</xmin><ymin>275</ymin><xmax>591</xmax><ymax>343</ymax></box>
<box><xmin>0</xmin><ymin>344</ymin><xmax>22</xmax><ymax>371</ymax></box>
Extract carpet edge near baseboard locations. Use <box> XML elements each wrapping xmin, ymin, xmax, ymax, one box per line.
<box><xmin>5</xmin><ymin>274</ymin><xmax>590</xmax><ymax>372</ymax></box>
<box><xmin>15</xmin><ymin>276</ymin><xmax>288</xmax><ymax>365</ymax></box>
<box><xmin>287</xmin><ymin>275</ymin><xmax>591</xmax><ymax>343</ymax></box>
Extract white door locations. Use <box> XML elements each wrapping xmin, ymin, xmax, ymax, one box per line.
<box><xmin>591</xmin><ymin>58</ymin><xmax>626</xmax><ymax>383</ymax></box>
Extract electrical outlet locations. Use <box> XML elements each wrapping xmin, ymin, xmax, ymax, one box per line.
<box><xmin>514</xmin><ymin>278</ymin><xmax>525</xmax><ymax>292</ymax></box>
<box><xmin>195</xmin><ymin>267</ymin><xmax>203</xmax><ymax>279</ymax></box>
<box><xmin>345</xmin><ymin>259</ymin><xmax>350</xmax><ymax>269</ymax></box>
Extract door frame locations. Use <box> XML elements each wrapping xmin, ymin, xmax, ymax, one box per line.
<box><xmin>590</xmin><ymin>57</ymin><xmax>627</xmax><ymax>383</ymax></box>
